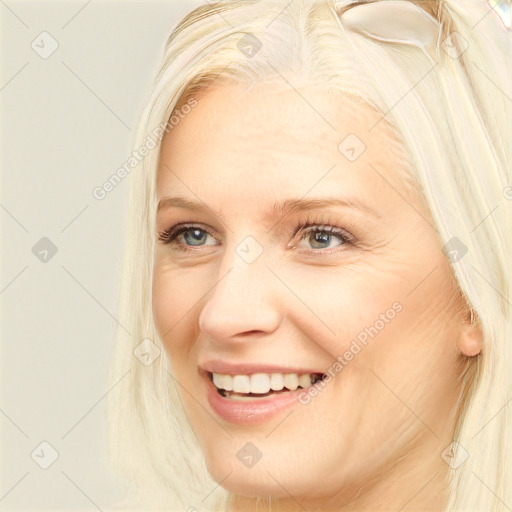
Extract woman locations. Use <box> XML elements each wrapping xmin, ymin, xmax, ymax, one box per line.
<box><xmin>106</xmin><ymin>0</ymin><xmax>512</xmax><ymax>510</ymax></box>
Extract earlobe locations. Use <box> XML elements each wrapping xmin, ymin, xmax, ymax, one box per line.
<box><xmin>458</xmin><ymin>312</ymin><xmax>484</xmax><ymax>357</ymax></box>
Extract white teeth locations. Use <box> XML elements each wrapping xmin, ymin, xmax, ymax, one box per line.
<box><xmin>211</xmin><ymin>372</ymin><xmax>318</xmax><ymax>394</ymax></box>
<box><xmin>299</xmin><ymin>374</ymin><xmax>312</xmax><ymax>388</ymax></box>
<box><xmin>283</xmin><ymin>373</ymin><xmax>299</xmax><ymax>391</ymax></box>
<box><xmin>223</xmin><ymin>374</ymin><xmax>233</xmax><ymax>391</ymax></box>
<box><xmin>232</xmin><ymin>375</ymin><xmax>251</xmax><ymax>393</ymax></box>
<box><xmin>214</xmin><ymin>373</ymin><xmax>232</xmax><ymax>391</ymax></box>
<box><xmin>250</xmin><ymin>373</ymin><xmax>270</xmax><ymax>394</ymax></box>
<box><xmin>212</xmin><ymin>373</ymin><xmax>222</xmax><ymax>389</ymax></box>
<box><xmin>270</xmin><ymin>373</ymin><xmax>284</xmax><ymax>391</ymax></box>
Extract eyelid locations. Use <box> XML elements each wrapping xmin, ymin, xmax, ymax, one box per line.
<box><xmin>293</xmin><ymin>223</ymin><xmax>354</xmax><ymax>241</ymax></box>
<box><xmin>288</xmin><ymin>211</ymin><xmax>356</xmax><ymax>240</ymax></box>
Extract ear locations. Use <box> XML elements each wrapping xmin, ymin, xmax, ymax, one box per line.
<box><xmin>457</xmin><ymin>310</ymin><xmax>483</xmax><ymax>357</ymax></box>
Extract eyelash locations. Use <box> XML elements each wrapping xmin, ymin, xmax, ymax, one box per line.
<box><xmin>157</xmin><ymin>214</ymin><xmax>355</xmax><ymax>254</ymax></box>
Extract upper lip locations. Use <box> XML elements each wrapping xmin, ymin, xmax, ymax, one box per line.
<box><xmin>199</xmin><ymin>360</ymin><xmax>325</xmax><ymax>376</ymax></box>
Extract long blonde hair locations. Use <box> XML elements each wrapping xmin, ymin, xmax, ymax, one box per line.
<box><xmin>106</xmin><ymin>1</ymin><xmax>512</xmax><ymax>510</ymax></box>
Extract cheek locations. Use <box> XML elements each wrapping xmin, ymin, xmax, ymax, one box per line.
<box><xmin>295</xmin><ymin>251</ymin><xmax>458</xmax><ymax>392</ymax></box>
<box><xmin>282</xmin><ymin>261</ymin><xmax>407</xmax><ymax>356</ymax></box>
<box><xmin>151</xmin><ymin>267</ymin><xmax>175</xmax><ymax>340</ymax></box>
<box><xmin>343</xmin><ymin>263</ymin><xmax>462</xmax><ymax>428</ymax></box>
<box><xmin>151</xmin><ymin>264</ymin><xmax>202</xmax><ymax>358</ymax></box>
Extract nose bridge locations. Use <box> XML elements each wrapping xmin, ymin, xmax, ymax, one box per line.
<box><xmin>198</xmin><ymin>240</ymin><xmax>282</xmax><ymax>341</ymax></box>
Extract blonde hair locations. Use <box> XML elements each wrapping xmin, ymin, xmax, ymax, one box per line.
<box><xmin>106</xmin><ymin>1</ymin><xmax>512</xmax><ymax>510</ymax></box>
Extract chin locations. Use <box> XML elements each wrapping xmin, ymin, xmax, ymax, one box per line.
<box><xmin>206</xmin><ymin>461</ymin><xmax>291</xmax><ymax>498</ymax></box>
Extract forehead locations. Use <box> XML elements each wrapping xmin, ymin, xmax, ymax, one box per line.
<box><xmin>162</xmin><ymin>80</ymin><xmax>396</xmax><ymax>149</ymax></box>
<box><xmin>156</xmin><ymin>80</ymin><xmax>412</xmax><ymax>215</ymax></box>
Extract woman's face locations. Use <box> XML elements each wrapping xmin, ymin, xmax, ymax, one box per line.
<box><xmin>153</xmin><ymin>81</ymin><xmax>469</xmax><ymax>509</ymax></box>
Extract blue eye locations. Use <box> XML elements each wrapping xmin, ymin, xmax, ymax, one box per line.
<box><xmin>297</xmin><ymin>224</ymin><xmax>352</xmax><ymax>250</ymax></box>
<box><xmin>157</xmin><ymin>221</ymin><xmax>354</xmax><ymax>253</ymax></box>
<box><xmin>300</xmin><ymin>226</ymin><xmax>350</xmax><ymax>249</ymax></box>
<box><xmin>158</xmin><ymin>224</ymin><xmax>218</xmax><ymax>249</ymax></box>
<box><xmin>178</xmin><ymin>228</ymin><xmax>213</xmax><ymax>246</ymax></box>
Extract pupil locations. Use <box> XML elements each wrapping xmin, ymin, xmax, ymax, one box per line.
<box><xmin>184</xmin><ymin>229</ymin><xmax>206</xmax><ymax>246</ymax></box>
<box><xmin>311</xmin><ymin>232</ymin><xmax>330</xmax><ymax>248</ymax></box>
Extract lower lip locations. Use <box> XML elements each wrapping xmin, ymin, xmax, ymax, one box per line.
<box><xmin>202</xmin><ymin>371</ymin><xmax>307</xmax><ymax>425</ymax></box>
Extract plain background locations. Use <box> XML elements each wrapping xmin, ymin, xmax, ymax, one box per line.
<box><xmin>1</xmin><ymin>1</ymin><xmax>204</xmax><ymax>509</ymax></box>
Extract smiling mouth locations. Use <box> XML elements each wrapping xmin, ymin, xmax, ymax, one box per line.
<box><xmin>208</xmin><ymin>371</ymin><xmax>326</xmax><ymax>400</ymax></box>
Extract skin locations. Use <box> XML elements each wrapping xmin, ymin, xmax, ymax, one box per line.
<box><xmin>152</xmin><ymin>80</ymin><xmax>483</xmax><ymax>511</ymax></box>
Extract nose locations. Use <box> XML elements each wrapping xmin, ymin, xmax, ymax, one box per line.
<box><xmin>197</xmin><ymin>248</ymin><xmax>282</xmax><ymax>344</ymax></box>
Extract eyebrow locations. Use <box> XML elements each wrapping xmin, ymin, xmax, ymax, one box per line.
<box><xmin>157</xmin><ymin>195</ymin><xmax>381</xmax><ymax>222</ymax></box>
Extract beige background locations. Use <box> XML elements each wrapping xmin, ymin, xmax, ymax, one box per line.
<box><xmin>0</xmin><ymin>1</ymin><xmax>203</xmax><ymax>509</ymax></box>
